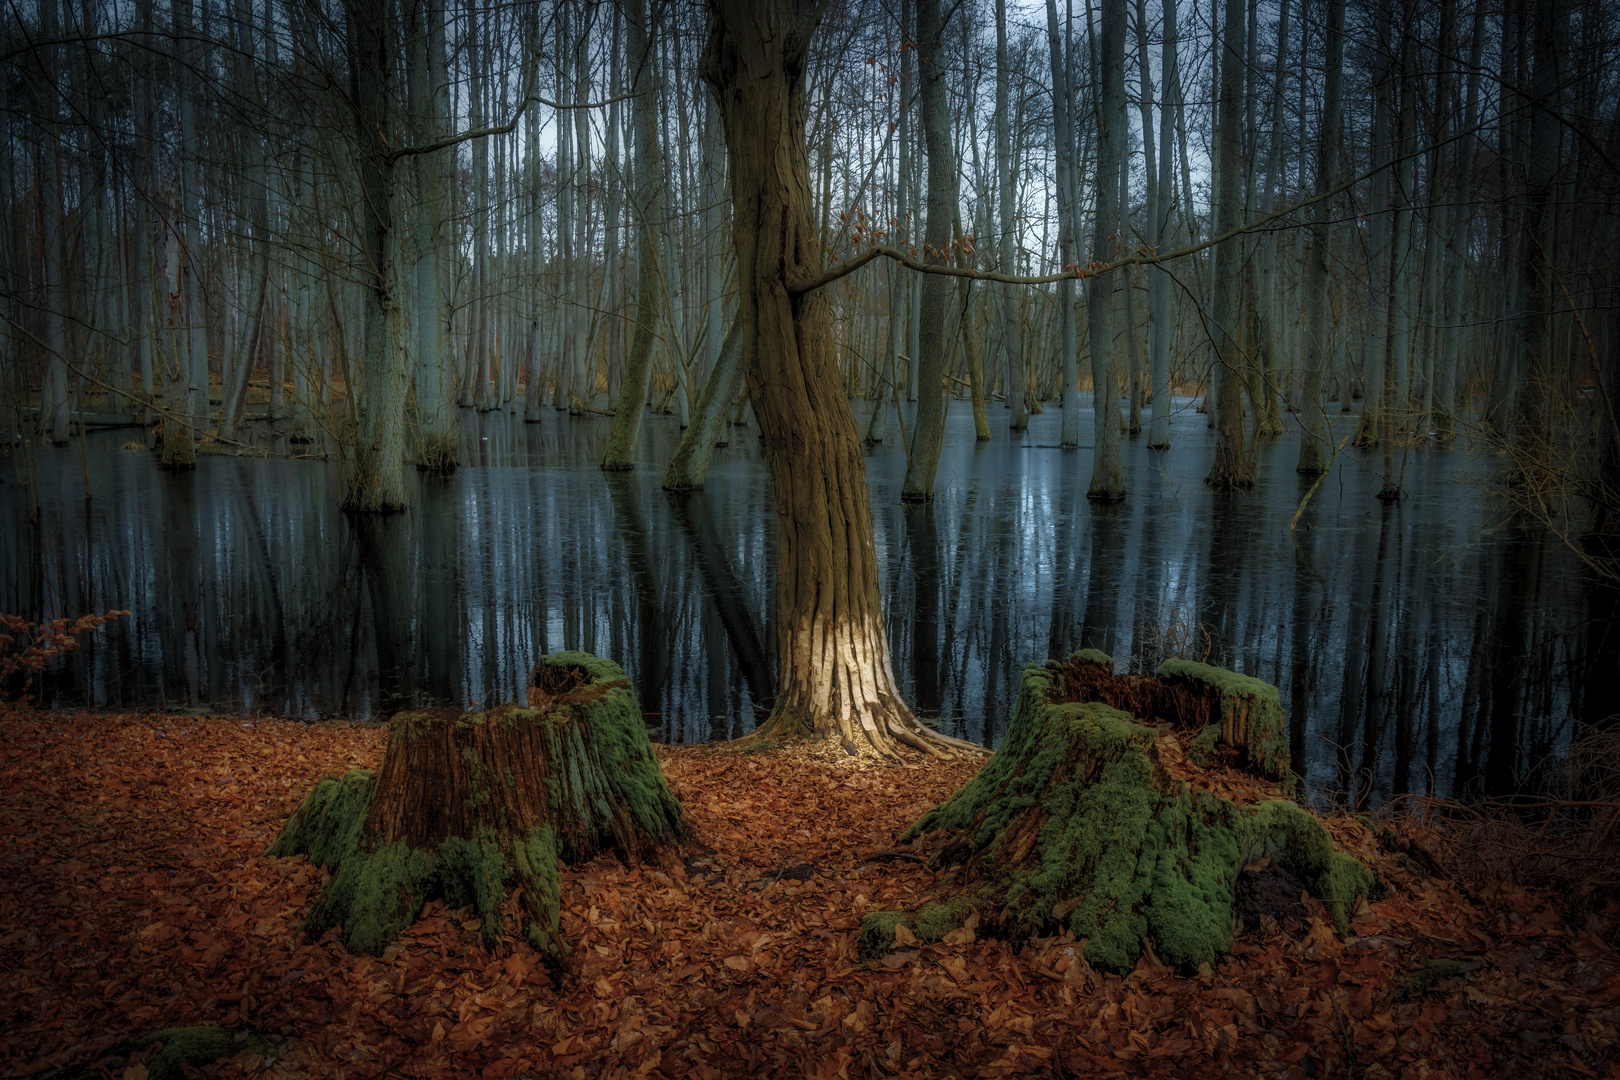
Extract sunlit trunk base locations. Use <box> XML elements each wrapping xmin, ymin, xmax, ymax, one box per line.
<box><xmin>747</xmin><ymin>615</ymin><xmax>983</xmax><ymax>760</ymax></box>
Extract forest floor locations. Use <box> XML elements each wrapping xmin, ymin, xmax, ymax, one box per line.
<box><xmin>1</xmin><ymin>705</ymin><xmax>1617</xmax><ymax>1080</ymax></box>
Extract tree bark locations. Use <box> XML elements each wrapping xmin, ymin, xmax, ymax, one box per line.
<box><xmin>339</xmin><ymin>0</ymin><xmax>410</xmax><ymax>512</ymax></box>
<box><xmin>1146</xmin><ymin>0</ymin><xmax>1177</xmax><ymax>449</ymax></box>
<box><xmin>1088</xmin><ymin>0</ymin><xmax>1127</xmax><ymax>499</ymax></box>
<box><xmin>602</xmin><ymin>0</ymin><xmax>667</xmax><ymax>470</ymax></box>
<box><xmin>900</xmin><ymin>0</ymin><xmax>959</xmax><ymax>502</ymax></box>
<box><xmin>1206</xmin><ymin>0</ymin><xmax>1252</xmax><ymax>487</ymax></box>
<box><xmin>1296</xmin><ymin>0</ymin><xmax>1345</xmax><ymax>474</ymax></box>
<box><xmin>1044</xmin><ymin>0</ymin><xmax>1080</xmax><ymax>449</ymax></box>
<box><xmin>701</xmin><ymin>0</ymin><xmax>980</xmax><ymax>760</ymax></box>
<box><xmin>994</xmin><ymin>0</ymin><xmax>1027</xmax><ymax>432</ymax></box>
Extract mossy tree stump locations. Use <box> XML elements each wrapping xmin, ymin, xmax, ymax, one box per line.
<box><xmin>268</xmin><ymin>652</ymin><xmax>685</xmax><ymax>964</ymax></box>
<box><xmin>1053</xmin><ymin>652</ymin><xmax>1291</xmax><ymax>780</ymax></box>
<box><xmin>859</xmin><ymin>655</ymin><xmax>1370</xmax><ymax>972</ymax></box>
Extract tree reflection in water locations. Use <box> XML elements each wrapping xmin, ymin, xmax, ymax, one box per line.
<box><xmin>0</xmin><ymin>400</ymin><xmax>1594</xmax><ymax>803</ymax></box>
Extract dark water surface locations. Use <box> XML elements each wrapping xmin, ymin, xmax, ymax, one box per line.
<box><xmin>1</xmin><ymin>397</ymin><xmax>1599</xmax><ymax>805</ymax></box>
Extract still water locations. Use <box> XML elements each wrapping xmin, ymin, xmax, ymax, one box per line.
<box><xmin>1</xmin><ymin>397</ymin><xmax>1601</xmax><ymax>805</ymax></box>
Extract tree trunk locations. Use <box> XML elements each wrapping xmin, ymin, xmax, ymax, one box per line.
<box><xmin>701</xmin><ymin>0</ymin><xmax>980</xmax><ymax>761</ymax></box>
<box><xmin>1206</xmin><ymin>0</ymin><xmax>1252</xmax><ymax>487</ymax></box>
<box><xmin>900</xmin><ymin>0</ymin><xmax>958</xmax><ymax>501</ymax></box>
<box><xmin>1146</xmin><ymin>0</ymin><xmax>1177</xmax><ymax>449</ymax></box>
<box><xmin>339</xmin><ymin>0</ymin><xmax>410</xmax><ymax>513</ymax></box>
<box><xmin>858</xmin><ymin>653</ymin><xmax>1371</xmax><ymax>970</ymax></box>
<box><xmin>994</xmin><ymin>0</ymin><xmax>1026</xmax><ymax>432</ymax></box>
<box><xmin>1296</xmin><ymin>0</ymin><xmax>1344</xmax><ymax>474</ymax></box>
<box><xmin>602</xmin><ymin>0</ymin><xmax>666</xmax><ymax>470</ymax></box>
<box><xmin>1088</xmin><ymin>0</ymin><xmax>1127</xmax><ymax>498</ymax></box>
<box><xmin>269</xmin><ymin>652</ymin><xmax>687</xmax><ymax>964</ymax></box>
<box><xmin>663</xmin><ymin>314</ymin><xmax>744</xmax><ymax>491</ymax></box>
<box><xmin>1044</xmin><ymin>0</ymin><xmax>1080</xmax><ymax>448</ymax></box>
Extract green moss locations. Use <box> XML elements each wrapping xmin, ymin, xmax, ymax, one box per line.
<box><xmin>1395</xmin><ymin>959</ymin><xmax>1465</xmax><ymax>999</ymax></box>
<box><xmin>265</xmin><ymin>769</ymin><xmax>376</xmax><ymax>869</ymax></box>
<box><xmin>134</xmin><ymin>1026</ymin><xmax>271</xmax><ymax>1080</ymax></box>
<box><xmin>857</xmin><ymin>911</ymin><xmax>908</xmax><ymax>958</ymax></box>
<box><xmin>1155</xmin><ymin>659</ymin><xmax>1290</xmax><ymax>779</ymax></box>
<box><xmin>1071</xmin><ymin>648</ymin><xmax>1114</xmax><ymax>669</ymax></box>
<box><xmin>271</xmin><ymin>651</ymin><xmax>680</xmax><ymax>959</ymax></box>
<box><xmin>883</xmin><ymin>663</ymin><xmax>1371</xmax><ymax>973</ymax></box>
<box><xmin>1186</xmin><ymin>722</ymin><xmax>1223</xmax><ymax>766</ymax></box>
<box><xmin>856</xmin><ymin>900</ymin><xmax>970</xmax><ymax>959</ymax></box>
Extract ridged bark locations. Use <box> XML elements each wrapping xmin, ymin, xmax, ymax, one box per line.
<box><xmin>602</xmin><ymin>0</ymin><xmax>667</xmax><ymax>471</ymax></box>
<box><xmin>702</xmin><ymin>0</ymin><xmax>982</xmax><ymax>761</ymax></box>
<box><xmin>1206</xmin><ymin>0</ymin><xmax>1252</xmax><ymax>487</ymax></box>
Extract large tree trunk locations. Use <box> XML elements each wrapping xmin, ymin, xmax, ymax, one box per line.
<box><xmin>269</xmin><ymin>652</ymin><xmax>687</xmax><ymax>965</ymax></box>
<box><xmin>602</xmin><ymin>0</ymin><xmax>667</xmax><ymax>470</ymax></box>
<box><xmin>701</xmin><ymin>0</ymin><xmax>979</xmax><ymax>761</ymax></box>
<box><xmin>859</xmin><ymin>653</ymin><xmax>1371</xmax><ymax>971</ymax></box>
<box><xmin>408</xmin><ymin>0</ymin><xmax>458</xmax><ymax>468</ymax></box>
<box><xmin>340</xmin><ymin>0</ymin><xmax>410</xmax><ymax>512</ymax></box>
<box><xmin>1206</xmin><ymin>0</ymin><xmax>1252</xmax><ymax>487</ymax></box>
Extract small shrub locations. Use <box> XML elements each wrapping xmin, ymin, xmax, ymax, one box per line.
<box><xmin>0</xmin><ymin>609</ymin><xmax>129</xmax><ymax>698</ymax></box>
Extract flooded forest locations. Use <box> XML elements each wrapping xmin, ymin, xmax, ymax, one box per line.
<box><xmin>3</xmin><ymin>0</ymin><xmax>1617</xmax><ymax>806</ymax></box>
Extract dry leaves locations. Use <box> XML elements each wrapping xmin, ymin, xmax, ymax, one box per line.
<box><xmin>1</xmin><ymin>704</ymin><xmax>1617</xmax><ymax>1079</ymax></box>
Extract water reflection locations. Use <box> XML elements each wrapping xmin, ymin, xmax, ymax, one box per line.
<box><xmin>0</xmin><ymin>397</ymin><xmax>1596</xmax><ymax>803</ymax></box>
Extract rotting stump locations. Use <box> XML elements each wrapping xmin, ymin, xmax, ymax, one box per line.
<box><xmin>267</xmin><ymin>651</ymin><xmax>686</xmax><ymax>966</ymax></box>
<box><xmin>858</xmin><ymin>652</ymin><xmax>1372</xmax><ymax>973</ymax></box>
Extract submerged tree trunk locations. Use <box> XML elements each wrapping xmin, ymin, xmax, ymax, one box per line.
<box><xmin>663</xmin><ymin>315</ymin><xmax>744</xmax><ymax>491</ymax></box>
<box><xmin>602</xmin><ymin>0</ymin><xmax>667</xmax><ymax>470</ymax></box>
<box><xmin>269</xmin><ymin>652</ymin><xmax>687</xmax><ymax>964</ymax></box>
<box><xmin>1297</xmin><ymin>0</ymin><xmax>1345</xmax><ymax>474</ymax></box>
<box><xmin>1087</xmin><ymin>0</ymin><xmax>1127</xmax><ymax>499</ymax></box>
<box><xmin>1045</xmin><ymin>0</ymin><xmax>1081</xmax><ymax>448</ymax></box>
<box><xmin>995</xmin><ymin>0</ymin><xmax>1026</xmax><ymax>432</ymax></box>
<box><xmin>901</xmin><ymin>0</ymin><xmax>959</xmax><ymax>501</ymax></box>
<box><xmin>702</xmin><ymin>0</ymin><xmax>981</xmax><ymax>760</ymax></box>
<box><xmin>1206</xmin><ymin>0</ymin><xmax>1252</xmax><ymax>488</ymax></box>
<box><xmin>340</xmin><ymin>0</ymin><xmax>410</xmax><ymax>512</ymax></box>
<box><xmin>858</xmin><ymin>654</ymin><xmax>1371</xmax><ymax>970</ymax></box>
<box><xmin>1146</xmin><ymin>0</ymin><xmax>1177</xmax><ymax>449</ymax></box>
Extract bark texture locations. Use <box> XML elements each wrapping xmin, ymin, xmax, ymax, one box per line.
<box><xmin>1206</xmin><ymin>0</ymin><xmax>1253</xmax><ymax>487</ymax></box>
<box><xmin>701</xmin><ymin>0</ymin><xmax>979</xmax><ymax>760</ymax></box>
<box><xmin>859</xmin><ymin>654</ymin><xmax>1370</xmax><ymax>972</ymax></box>
<box><xmin>603</xmin><ymin>0</ymin><xmax>667</xmax><ymax>470</ymax></box>
<box><xmin>268</xmin><ymin>652</ymin><xmax>686</xmax><ymax>963</ymax></box>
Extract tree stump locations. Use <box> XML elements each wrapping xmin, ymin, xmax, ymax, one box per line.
<box><xmin>1056</xmin><ymin>652</ymin><xmax>1291</xmax><ymax>780</ymax></box>
<box><xmin>858</xmin><ymin>654</ymin><xmax>1370</xmax><ymax>972</ymax></box>
<box><xmin>268</xmin><ymin>652</ymin><xmax>686</xmax><ymax>964</ymax></box>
